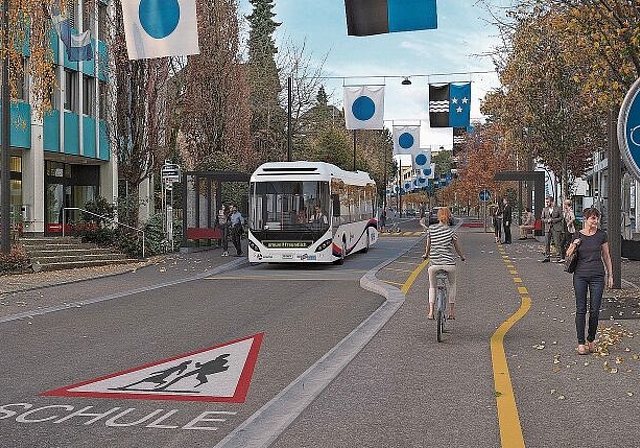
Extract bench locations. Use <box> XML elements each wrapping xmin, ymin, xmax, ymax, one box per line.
<box><xmin>186</xmin><ymin>227</ymin><xmax>221</xmax><ymax>240</ymax></box>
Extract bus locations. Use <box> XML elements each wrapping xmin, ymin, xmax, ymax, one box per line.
<box><xmin>247</xmin><ymin>161</ymin><xmax>378</xmax><ymax>263</ymax></box>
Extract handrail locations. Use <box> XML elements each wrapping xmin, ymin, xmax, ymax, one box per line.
<box><xmin>62</xmin><ymin>207</ymin><xmax>145</xmax><ymax>258</ymax></box>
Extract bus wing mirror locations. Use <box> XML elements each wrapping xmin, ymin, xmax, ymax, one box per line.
<box><xmin>332</xmin><ymin>195</ymin><xmax>340</xmax><ymax>217</ymax></box>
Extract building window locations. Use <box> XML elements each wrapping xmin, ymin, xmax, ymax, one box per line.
<box><xmin>82</xmin><ymin>0</ymin><xmax>93</xmax><ymax>32</ymax></box>
<box><xmin>98</xmin><ymin>1</ymin><xmax>107</xmax><ymax>41</ymax></box>
<box><xmin>83</xmin><ymin>75</ymin><xmax>95</xmax><ymax>116</ymax></box>
<box><xmin>98</xmin><ymin>80</ymin><xmax>107</xmax><ymax>119</ymax></box>
<box><xmin>67</xmin><ymin>0</ymin><xmax>77</xmax><ymax>29</ymax></box>
<box><xmin>64</xmin><ymin>69</ymin><xmax>78</xmax><ymax>112</ymax></box>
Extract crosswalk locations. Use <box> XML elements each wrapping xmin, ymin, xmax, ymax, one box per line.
<box><xmin>379</xmin><ymin>231</ymin><xmax>425</xmax><ymax>237</ymax></box>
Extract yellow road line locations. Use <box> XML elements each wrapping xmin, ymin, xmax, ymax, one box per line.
<box><xmin>382</xmin><ymin>280</ymin><xmax>404</xmax><ymax>287</ymax></box>
<box><xmin>492</xmin><ymin>241</ymin><xmax>529</xmax><ymax>448</ymax></box>
<box><xmin>401</xmin><ymin>258</ymin><xmax>429</xmax><ymax>294</ymax></box>
<box><xmin>491</xmin><ymin>296</ymin><xmax>531</xmax><ymax>448</ymax></box>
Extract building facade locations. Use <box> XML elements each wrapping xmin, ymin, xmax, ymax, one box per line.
<box><xmin>10</xmin><ymin>0</ymin><xmax>116</xmax><ymax>236</ymax></box>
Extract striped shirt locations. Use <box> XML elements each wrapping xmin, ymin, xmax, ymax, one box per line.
<box><xmin>427</xmin><ymin>223</ymin><xmax>458</xmax><ymax>265</ymax></box>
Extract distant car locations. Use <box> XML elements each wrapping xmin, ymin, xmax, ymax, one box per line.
<box><xmin>429</xmin><ymin>207</ymin><xmax>454</xmax><ymax>226</ymax></box>
<box><xmin>405</xmin><ymin>208</ymin><xmax>417</xmax><ymax>217</ymax></box>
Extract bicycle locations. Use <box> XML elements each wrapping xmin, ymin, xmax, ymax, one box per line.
<box><xmin>435</xmin><ymin>269</ymin><xmax>449</xmax><ymax>343</ymax></box>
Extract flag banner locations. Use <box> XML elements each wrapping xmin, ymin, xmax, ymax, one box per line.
<box><xmin>49</xmin><ymin>4</ymin><xmax>93</xmax><ymax>61</ymax></box>
<box><xmin>453</xmin><ymin>127</ymin><xmax>466</xmax><ymax>155</ymax></box>
<box><xmin>121</xmin><ymin>0</ymin><xmax>200</xmax><ymax>60</ymax></box>
<box><xmin>412</xmin><ymin>148</ymin><xmax>431</xmax><ymax>171</ymax></box>
<box><xmin>393</xmin><ymin>125</ymin><xmax>420</xmax><ymax>154</ymax></box>
<box><xmin>449</xmin><ymin>83</ymin><xmax>471</xmax><ymax>128</ymax></box>
<box><xmin>429</xmin><ymin>83</ymin><xmax>449</xmax><ymax>127</ymax></box>
<box><xmin>344</xmin><ymin>86</ymin><xmax>385</xmax><ymax>130</ymax></box>
<box><xmin>345</xmin><ymin>0</ymin><xmax>437</xmax><ymax>36</ymax></box>
<box><xmin>422</xmin><ymin>162</ymin><xmax>435</xmax><ymax>179</ymax></box>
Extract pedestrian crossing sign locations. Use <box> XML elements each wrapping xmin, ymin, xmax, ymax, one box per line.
<box><xmin>41</xmin><ymin>333</ymin><xmax>263</xmax><ymax>403</ymax></box>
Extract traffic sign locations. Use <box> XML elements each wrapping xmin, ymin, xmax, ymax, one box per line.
<box><xmin>618</xmin><ymin>77</ymin><xmax>640</xmax><ymax>182</ymax></box>
<box><xmin>479</xmin><ymin>189</ymin><xmax>491</xmax><ymax>202</ymax></box>
<box><xmin>162</xmin><ymin>163</ymin><xmax>181</xmax><ymax>182</ymax></box>
<box><xmin>41</xmin><ymin>333</ymin><xmax>263</xmax><ymax>403</ymax></box>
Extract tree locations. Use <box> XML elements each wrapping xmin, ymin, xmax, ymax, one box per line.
<box><xmin>1</xmin><ymin>0</ymin><xmax>56</xmax><ymax>115</ymax></box>
<box><xmin>110</xmin><ymin>0</ymin><xmax>171</xmax><ymax>227</ymax></box>
<box><xmin>180</xmin><ymin>0</ymin><xmax>252</xmax><ymax>172</ymax></box>
<box><xmin>246</xmin><ymin>0</ymin><xmax>285</xmax><ymax>163</ymax></box>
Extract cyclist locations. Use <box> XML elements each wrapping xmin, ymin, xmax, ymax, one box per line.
<box><xmin>422</xmin><ymin>207</ymin><xmax>465</xmax><ymax>320</ymax></box>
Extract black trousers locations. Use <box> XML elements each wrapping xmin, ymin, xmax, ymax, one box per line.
<box><xmin>231</xmin><ymin>226</ymin><xmax>242</xmax><ymax>254</ymax></box>
<box><xmin>503</xmin><ymin>221</ymin><xmax>511</xmax><ymax>243</ymax></box>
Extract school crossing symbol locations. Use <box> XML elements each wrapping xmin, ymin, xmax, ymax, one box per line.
<box><xmin>41</xmin><ymin>333</ymin><xmax>263</xmax><ymax>403</ymax></box>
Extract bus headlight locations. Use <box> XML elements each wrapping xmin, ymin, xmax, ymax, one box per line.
<box><xmin>315</xmin><ymin>239</ymin><xmax>333</xmax><ymax>252</ymax></box>
<box><xmin>248</xmin><ymin>240</ymin><xmax>261</xmax><ymax>252</ymax></box>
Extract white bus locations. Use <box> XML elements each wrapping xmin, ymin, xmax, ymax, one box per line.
<box><xmin>247</xmin><ymin>161</ymin><xmax>378</xmax><ymax>263</ymax></box>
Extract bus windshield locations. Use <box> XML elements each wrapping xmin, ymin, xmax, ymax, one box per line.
<box><xmin>250</xmin><ymin>181</ymin><xmax>331</xmax><ymax>232</ymax></box>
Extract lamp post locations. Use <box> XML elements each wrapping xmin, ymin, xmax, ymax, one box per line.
<box><xmin>1</xmin><ymin>0</ymin><xmax>11</xmax><ymax>253</ymax></box>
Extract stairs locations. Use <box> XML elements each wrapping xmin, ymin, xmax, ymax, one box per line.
<box><xmin>20</xmin><ymin>236</ymin><xmax>141</xmax><ymax>272</ymax></box>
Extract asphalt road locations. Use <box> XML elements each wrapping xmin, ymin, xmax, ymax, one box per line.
<box><xmin>2</xmin><ymin>216</ymin><xmax>640</xmax><ymax>448</ymax></box>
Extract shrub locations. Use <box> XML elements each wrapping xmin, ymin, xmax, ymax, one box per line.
<box><xmin>0</xmin><ymin>246</ymin><xmax>29</xmax><ymax>273</ymax></box>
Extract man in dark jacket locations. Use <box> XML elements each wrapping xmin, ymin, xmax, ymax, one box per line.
<box><xmin>502</xmin><ymin>198</ymin><xmax>512</xmax><ymax>244</ymax></box>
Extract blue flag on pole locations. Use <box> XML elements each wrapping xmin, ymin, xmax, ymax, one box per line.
<box><xmin>49</xmin><ymin>4</ymin><xmax>93</xmax><ymax>61</ymax></box>
<box><xmin>345</xmin><ymin>0</ymin><xmax>437</xmax><ymax>36</ymax></box>
<box><xmin>449</xmin><ymin>83</ymin><xmax>471</xmax><ymax>128</ymax></box>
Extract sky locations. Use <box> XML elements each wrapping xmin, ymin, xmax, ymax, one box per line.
<box><xmin>238</xmin><ymin>0</ymin><xmax>509</xmax><ymax>151</ymax></box>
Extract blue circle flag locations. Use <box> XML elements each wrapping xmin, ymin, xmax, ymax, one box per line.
<box><xmin>352</xmin><ymin>96</ymin><xmax>376</xmax><ymax>121</ymax></box>
<box><xmin>139</xmin><ymin>0</ymin><xmax>180</xmax><ymax>39</ymax></box>
<box><xmin>415</xmin><ymin>153</ymin><xmax>427</xmax><ymax>166</ymax></box>
<box><xmin>398</xmin><ymin>132</ymin><xmax>414</xmax><ymax>149</ymax></box>
<box><xmin>418</xmin><ymin>177</ymin><xmax>426</xmax><ymax>184</ymax></box>
<box><xmin>423</xmin><ymin>168</ymin><xmax>431</xmax><ymax>176</ymax></box>
<box><xmin>404</xmin><ymin>182</ymin><xmax>411</xmax><ymax>190</ymax></box>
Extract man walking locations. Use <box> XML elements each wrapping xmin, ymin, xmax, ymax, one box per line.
<box><xmin>540</xmin><ymin>196</ymin><xmax>564</xmax><ymax>262</ymax></box>
<box><xmin>229</xmin><ymin>205</ymin><xmax>244</xmax><ymax>257</ymax></box>
<box><xmin>502</xmin><ymin>198</ymin><xmax>512</xmax><ymax>244</ymax></box>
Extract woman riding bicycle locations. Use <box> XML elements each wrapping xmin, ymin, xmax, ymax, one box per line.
<box><xmin>422</xmin><ymin>207</ymin><xmax>465</xmax><ymax>320</ymax></box>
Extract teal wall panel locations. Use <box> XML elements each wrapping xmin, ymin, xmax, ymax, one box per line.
<box><xmin>64</xmin><ymin>112</ymin><xmax>79</xmax><ymax>155</ymax></box>
<box><xmin>43</xmin><ymin>109</ymin><xmax>60</xmax><ymax>152</ymax></box>
<box><xmin>97</xmin><ymin>41</ymin><xmax>108</xmax><ymax>81</ymax></box>
<box><xmin>0</xmin><ymin>102</ymin><xmax>31</xmax><ymax>149</ymax></box>
<box><xmin>99</xmin><ymin>120</ymin><xmax>110</xmax><ymax>161</ymax></box>
<box><xmin>83</xmin><ymin>116</ymin><xmax>97</xmax><ymax>158</ymax></box>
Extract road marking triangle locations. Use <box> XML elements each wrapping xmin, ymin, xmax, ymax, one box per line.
<box><xmin>41</xmin><ymin>333</ymin><xmax>263</xmax><ymax>403</ymax></box>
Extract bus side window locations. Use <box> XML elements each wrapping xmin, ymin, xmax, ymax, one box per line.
<box><xmin>331</xmin><ymin>194</ymin><xmax>340</xmax><ymax>217</ymax></box>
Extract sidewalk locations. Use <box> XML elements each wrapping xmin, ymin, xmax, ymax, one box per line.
<box><xmin>0</xmin><ymin>241</ymin><xmax>249</xmax><ymax>319</ymax></box>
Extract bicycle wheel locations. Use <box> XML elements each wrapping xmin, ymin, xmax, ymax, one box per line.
<box><xmin>436</xmin><ymin>308</ymin><xmax>443</xmax><ymax>342</ymax></box>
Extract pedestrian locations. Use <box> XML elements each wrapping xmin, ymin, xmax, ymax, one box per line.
<box><xmin>539</xmin><ymin>196</ymin><xmax>564</xmax><ymax>263</ymax></box>
<box><xmin>562</xmin><ymin>199</ymin><xmax>576</xmax><ymax>258</ymax></box>
<box><xmin>309</xmin><ymin>205</ymin><xmax>328</xmax><ymax>228</ymax></box>
<box><xmin>422</xmin><ymin>207</ymin><xmax>466</xmax><ymax>320</ymax></box>
<box><xmin>502</xmin><ymin>198</ymin><xmax>512</xmax><ymax>244</ymax></box>
<box><xmin>519</xmin><ymin>207</ymin><xmax>535</xmax><ymax>239</ymax></box>
<box><xmin>565</xmin><ymin>207</ymin><xmax>613</xmax><ymax>355</ymax></box>
<box><xmin>492</xmin><ymin>201</ymin><xmax>503</xmax><ymax>243</ymax></box>
<box><xmin>217</xmin><ymin>204</ymin><xmax>230</xmax><ymax>257</ymax></box>
<box><xmin>229</xmin><ymin>204</ymin><xmax>244</xmax><ymax>256</ymax></box>
<box><xmin>379</xmin><ymin>209</ymin><xmax>387</xmax><ymax>232</ymax></box>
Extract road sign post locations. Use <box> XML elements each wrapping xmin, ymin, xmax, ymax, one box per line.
<box><xmin>161</xmin><ymin>162</ymin><xmax>181</xmax><ymax>251</ymax></box>
<box><xmin>479</xmin><ymin>189</ymin><xmax>491</xmax><ymax>233</ymax></box>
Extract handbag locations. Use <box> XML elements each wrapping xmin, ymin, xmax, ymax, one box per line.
<box><xmin>564</xmin><ymin>235</ymin><xmax>581</xmax><ymax>273</ymax></box>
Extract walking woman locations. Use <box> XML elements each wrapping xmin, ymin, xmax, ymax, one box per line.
<box><xmin>565</xmin><ymin>207</ymin><xmax>613</xmax><ymax>355</ymax></box>
<box><xmin>422</xmin><ymin>207</ymin><xmax>466</xmax><ymax>320</ymax></box>
<box><xmin>492</xmin><ymin>201</ymin><xmax>503</xmax><ymax>243</ymax></box>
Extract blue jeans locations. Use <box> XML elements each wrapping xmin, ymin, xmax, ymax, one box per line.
<box><xmin>573</xmin><ymin>274</ymin><xmax>605</xmax><ymax>344</ymax></box>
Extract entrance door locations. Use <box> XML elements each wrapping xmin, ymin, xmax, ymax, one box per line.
<box><xmin>44</xmin><ymin>162</ymin><xmax>99</xmax><ymax>235</ymax></box>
